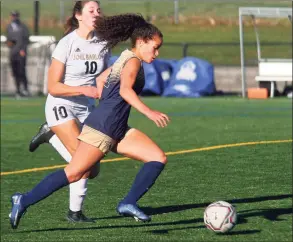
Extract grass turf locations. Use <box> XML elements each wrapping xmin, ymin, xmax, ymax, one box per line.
<box><xmin>1</xmin><ymin>96</ymin><xmax>292</xmax><ymax>241</ymax></box>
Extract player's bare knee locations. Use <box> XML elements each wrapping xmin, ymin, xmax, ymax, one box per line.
<box><xmin>161</xmin><ymin>153</ymin><xmax>168</xmax><ymax>164</ymax></box>
<box><xmin>66</xmin><ymin>170</ymin><xmax>84</xmax><ymax>183</ymax></box>
<box><xmin>153</xmin><ymin>152</ymin><xmax>167</xmax><ymax>164</ymax></box>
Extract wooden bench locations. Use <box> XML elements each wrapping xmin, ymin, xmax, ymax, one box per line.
<box><xmin>255</xmin><ymin>59</ymin><xmax>292</xmax><ymax>98</ymax></box>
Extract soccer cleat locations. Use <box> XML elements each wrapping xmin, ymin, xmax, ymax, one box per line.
<box><xmin>21</xmin><ymin>90</ymin><xmax>31</xmax><ymax>97</ymax></box>
<box><xmin>116</xmin><ymin>202</ymin><xmax>151</xmax><ymax>222</ymax></box>
<box><xmin>9</xmin><ymin>193</ymin><xmax>27</xmax><ymax>229</ymax></box>
<box><xmin>15</xmin><ymin>92</ymin><xmax>27</xmax><ymax>100</ymax></box>
<box><xmin>29</xmin><ymin>122</ymin><xmax>54</xmax><ymax>152</ymax></box>
<box><xmin>66</xmin><ymin>210</ymin><xmax>95</xmax><ymax>223</ymax></box>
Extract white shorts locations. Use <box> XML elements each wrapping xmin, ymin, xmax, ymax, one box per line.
<box><xmin>45</xmin><ymin>95</ymin><xmax>95</xmax><ymax>127</ymax></box>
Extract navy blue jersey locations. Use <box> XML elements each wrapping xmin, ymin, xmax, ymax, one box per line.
<box><xmin>84</xmin><ymin>50</ymin><xmax>145</xmax><ymax>140</ymax></box>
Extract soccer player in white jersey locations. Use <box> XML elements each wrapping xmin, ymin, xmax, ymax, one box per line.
<box><xmin>28</xmin><ymin>1</ymin><xmax>110</xmax><ymax>222</ymax></box>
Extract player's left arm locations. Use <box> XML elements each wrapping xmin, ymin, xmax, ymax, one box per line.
<box><xmin>120</xmin><ymin>58</ymin><xmax>170</xmax><ymax>128</ymax></box>
<box><xmin>119</xmin><ymin>58</ymin><xmax>150</xmax><ymax>112</ymax></box>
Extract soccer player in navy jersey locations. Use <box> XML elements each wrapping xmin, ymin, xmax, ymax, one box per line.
<box><xmin>10</xmin><ymin>13</ymin><xmax>170</xmax><ymax>229</ymax></box>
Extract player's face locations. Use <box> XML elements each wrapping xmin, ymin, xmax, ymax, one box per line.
<box><xmin>138</xmin><ymin>35</ymin><xmax>163</xmax><ymax>64</ymax></box>
<box><xmin>77</xmin><ymin>1</ymin><xmax>101</xmax><ymax>30</ymax></box>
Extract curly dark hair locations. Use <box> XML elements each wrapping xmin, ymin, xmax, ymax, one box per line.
<box><xmin>64</xmin><ymin>1</ymin><xmax>100</xmax><ymax>36</ymax></box>
<box><xmin>94</xmin><ymin>13</ymin><xmax>163</xmax><ymax>52</ymax></box>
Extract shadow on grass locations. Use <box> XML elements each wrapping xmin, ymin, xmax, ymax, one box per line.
<box><xmin>148</xmin><ymin>226</ymin><xmax>261</xmax><ymax>235</ymax></box>
<box><xmin>18</xmin><ymin>194</ymin><xmax>291</xmax><ymax>233</ymax></box>
<box><xmin>146</xmin><ymin>207</ymin><xmax>292</xmax><ymax>235</ymax></box>
<box><xmin>91</xmin><ymin>193</ymin><xmax>292</xmax><ymax>220</ymax></box>
<box><xmin>141</xmin><ymin>194</ymin><xmax>292</xmax><ymax>215</ymax></box>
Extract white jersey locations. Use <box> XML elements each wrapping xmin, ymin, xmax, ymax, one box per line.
<box><xmin>46</xmin><ymin>30</ymin><xmax>110</xmax><ymax>107</ymax></box>
<box><xmin>45</xmin><ymin>30</ymin><xmax>110</xmax><ymax>127</ymax></box>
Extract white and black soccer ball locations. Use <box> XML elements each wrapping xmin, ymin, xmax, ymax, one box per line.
<box><xmin>204</xmin><ymin>201</ymin><xmax>237</xmax><ymax>233</ymax></box>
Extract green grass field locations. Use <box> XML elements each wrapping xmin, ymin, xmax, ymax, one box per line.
<box><xmin>1</xmin><ymin>97</ymin><xmax>292</xmax><ymax>241</ymax></box>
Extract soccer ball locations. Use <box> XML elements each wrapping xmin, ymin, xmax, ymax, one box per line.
<box><xmin>204</xmin><ymin>201</ymin><xmax>237</xmax><ymax>233</ymax></box>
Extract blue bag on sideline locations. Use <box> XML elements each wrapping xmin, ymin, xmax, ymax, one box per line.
<box><xmin>162</xmin><ymin>57</ymin><xmax>215</xmax><ymax>97</ymax></box>
<box><xmin>153</xmin><ymin>59</ymin><xmax>177</xmax><ymax>91</ymax></box>
<box><xmin>141</xmin><ymin>62</ymin><xmax>163</xmax><ymax>96</ymax></box>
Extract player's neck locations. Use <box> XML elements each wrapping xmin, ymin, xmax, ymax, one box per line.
<box><xmin>130</xmin><ymin>48</ymin><xmax>142</xmax><ymax>60</ymax></box>
<box><xmin>76</xmin><ymin>28</ymin><xmax>94</xmax><ymax>40</ymax></box>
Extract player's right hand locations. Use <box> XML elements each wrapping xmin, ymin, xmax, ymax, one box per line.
<box><xmin>145</xmin><ymin>109</ymin><xmax>170</xmax><ymax>128</ymax></box>
<box><xmin>81</xmin><ymin>86</ymin><xmax>100</xmax><ymax>99</ymax></box>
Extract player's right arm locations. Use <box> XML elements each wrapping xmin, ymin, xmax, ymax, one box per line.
<box><xmin>47</xmin><ymin>58</ymin><xmax>99</xmax><ymax>98</ymax></box>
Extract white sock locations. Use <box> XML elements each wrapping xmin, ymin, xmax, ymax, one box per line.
<box><xmin>49</xmin><ymin>134</ymin><xmax>71</xmax><ymax>162</ymax></box>
<box><xmin>69</xmin><ymin>178</ymin><xmax>88</xmax><ymax>212</ymax></box>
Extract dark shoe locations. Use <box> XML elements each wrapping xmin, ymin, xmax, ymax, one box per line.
<box><xmin>29</xmin><ymin>122</ymin><xmax>54</xmax><ymax>152</ymax></box>
<box><xmin>116</xmin><ymin>202</ymin><xmax>151</xmax><ymax>222</ymax></box>
<box><xmin>9</xmin><ymin>193</ymin><xmax>27</xmax><ymax>229</ymax></box>
<box><xmin>15</xmin><ymin>92</ymin><xmax>27</xmax><ymax>100</ymax></box>
<box><xmin>66</xmin><ymin>210</ymin><xmax>95</xmax><ymax>223</ymax></box>
<box><xmin>21</xmin><ymin>90</ymin><xmax>31</xmax><ymax>97</ymax></box>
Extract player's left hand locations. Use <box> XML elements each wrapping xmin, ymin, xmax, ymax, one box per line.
<box><xmin>145</xmin><ymin>109</ymin><xmax>170</xmax><ymax>128</ymax></box>
<box><xmin>19</xmin><ymin>50</ymin><xmax>26</xmax><ymax>57</ymax></box>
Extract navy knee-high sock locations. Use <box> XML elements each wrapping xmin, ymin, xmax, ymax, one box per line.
<box><xmin>121</xmin><ymin>161</ymin><xmax>165</xmax><ymax>205</ymax></box>
<box><xmin>22</xmin><ymin>169</ymin><xmax>69</xmax><ymax>208</ymax></box>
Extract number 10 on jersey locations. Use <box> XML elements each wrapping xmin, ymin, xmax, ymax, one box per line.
<box><xmin>85</xmin><ymin>61</ymin><xmax>97</xmax><ymax>74</ymax></box>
